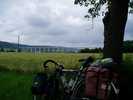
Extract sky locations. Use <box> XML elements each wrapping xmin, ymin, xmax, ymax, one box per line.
<box><xmin>0</xmin><ymin>0</ymin><xmax>133</xmax><ymax>48</ymax></box>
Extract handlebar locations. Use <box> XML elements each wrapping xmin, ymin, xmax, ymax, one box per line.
<box><xmin>43</xmin><ymin>60</ymin><xmax>64</xmax><ymax>73</ymax></box>
<box><xmin>79</xmin><ymin>56</ymin><xmax>94</xmax><ymax>69</ymax></box>
<box><xmin>43</xmin><ymin>60</ymin><xmax>59</xmax><ymax>69</ymax></box>
<box><xmin>43</xmin><ymin>56</ymin><xmax>94</xmax><ymax>75</ymax></box>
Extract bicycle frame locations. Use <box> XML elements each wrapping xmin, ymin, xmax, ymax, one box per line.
<box><xmin>58</xmin><ymin>61</ymin><xmax>87</xmax><ymax>100</ymax></box>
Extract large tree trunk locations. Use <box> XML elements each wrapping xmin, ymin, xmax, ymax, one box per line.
<box><xmin>103</xmin><ymin>0</ymin><xmax>129</xmax><ymax>64</ymax></box>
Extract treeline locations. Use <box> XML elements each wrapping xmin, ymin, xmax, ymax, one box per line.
<box><xmin>123</xmin><ymin>40</ymin><xmax>133</xmax><ymax>53</ymax></box>
<box><xmin>0</xmin><ymin>48</ymin><xmax>17</xmax><ymax>52</ymax></box>
<box><xmin>79</xmin><ymin>48</ymin><xmax>102</xmax><ymax>53</ymax></box>
<box><xmin>79</xmin><ymin>40</ymin><xmax>133</xmax><ymax>53</ymax></box>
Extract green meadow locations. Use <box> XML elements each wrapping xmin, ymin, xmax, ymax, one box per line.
<box><xmin>0</xmin><ymin>53</ymin><xmax>132</xmax><ymax>100</ymax></box>
<box><xmin>0</xmin><ymin>53</ymin><xmax>102</xmax><ymax>72</ymax></box>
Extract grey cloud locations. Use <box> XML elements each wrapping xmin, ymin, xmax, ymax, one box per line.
<box><xmin>125</xmin><ymin>15</ymin><xmax>133</xmax><ymax>40</ymax></box>
<box><xmin>0</xmin><ymin>0</ymin><xmax>132</xmax><ymax>48</ymax></box>
<box><xmin>27</xmin><ymin>16</ymin><xmax>50</xmax><ymax>28</ymax></box>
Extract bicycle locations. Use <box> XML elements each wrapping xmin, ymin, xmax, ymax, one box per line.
<box><xmin>31</xmin><ymin>57</ymin><xmax>120</xmax><ymax>100</ymax></box>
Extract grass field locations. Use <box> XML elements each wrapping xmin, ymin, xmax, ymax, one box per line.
<box><xmin>0</xmin><ymin>71</ymin><xmax>33</xmax><ymax>100</ymax></box>
<box><xmin>0</xmin><ymin>52</ymin><xmax>132</xmax><ymax>100</ymax></box>
<box><xmin>0</xmin><ymin>52</ymin><xmax>102</xmax><ymax>72</ymax></box>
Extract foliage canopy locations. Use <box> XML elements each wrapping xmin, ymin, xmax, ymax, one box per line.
<box><xmin>74</xmin><ymin>0</ymin><xmax>133</xmax><ymax>18</ymax></box>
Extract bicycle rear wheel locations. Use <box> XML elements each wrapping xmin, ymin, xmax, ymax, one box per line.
<box><xmin>70</xmin><ymin>80</ymin><xmax>89</xmax><ymax>100</ymax></box>
<box><xmin>33</xmin><ymin>95</ymin><xmax>48</xmax><ymax>100</ymax></box>
<box><xmin>107</xmin><ymin>81</ymin><xmax>120</xmax><ymax>100</ymax></box>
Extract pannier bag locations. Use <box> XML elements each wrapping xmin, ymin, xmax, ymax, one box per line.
<box><xmin>85</xmin><ymin>58</ymin><xmax>119</xmax><ymax>100</ymax></box>
<box><xmin>31</xmin><ymin>73</ymin><xmax>48</xmax><ymax>95</ymax></box>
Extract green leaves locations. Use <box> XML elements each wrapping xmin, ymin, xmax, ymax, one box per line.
<box><xmin>74</xmin><ymin>0</ymin><xmax>107</xmax><ymax>18</ymax></box>
<box><xmin>129</xmin><ymin>0</ymin><xmax>133</xmax><ymax>13</ymax></box>
<box><xmin>129</xmin><ymin>0</ymin><xmax>133</xmax><ymax>8</ymax></box>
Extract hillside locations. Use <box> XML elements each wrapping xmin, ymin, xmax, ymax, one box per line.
<box><xmin>0</xmin><ymin>41</ymin><xmax>28</xmax><ymax>49</ymax></box>
<box><xmin>0</xmin><ymin>41</ymin><xmax>79</xmax><ymax>52</ymax></box>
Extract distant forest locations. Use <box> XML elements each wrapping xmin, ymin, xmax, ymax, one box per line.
<box><xmin>79</xmin><ymin>40</ymin><xmax>133</xmax><ymax>53</ymax></box>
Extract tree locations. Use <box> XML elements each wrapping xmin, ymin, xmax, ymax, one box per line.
<box><xmin>79</xmin><ymin>48</ymin><xmax>102</xmax><ymax>53</ymax></box>
<box><xmin>74</xmin><ymin>0</ymin><xmax>133</xmax><ymax>64</ymax></box>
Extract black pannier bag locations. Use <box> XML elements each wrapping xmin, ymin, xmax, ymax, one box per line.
<box><xmin>31</xmin><ymin>73</ymin><xmax>48</xmax><ymax>95</ymax></box>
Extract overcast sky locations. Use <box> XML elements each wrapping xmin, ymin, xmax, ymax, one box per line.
<box><xmin>0</xmin><ymin>0</ymin><xmax>133</xmax><ymax>48</ymax></box>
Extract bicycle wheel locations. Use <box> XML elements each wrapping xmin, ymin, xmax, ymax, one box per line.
<box><xmin>70</xmin><ymin>80</ymin><xmax>88</xmax><ymax>100</ymax></box>
<box><xmin>33</xmin><ymin>95</ymin><xmax>48</xmax><ymax>100</ymax></box>
<box><xmin>107</xmin><ymin>81</ymin><xmax>120</xmax><ymax>100</ymax></box>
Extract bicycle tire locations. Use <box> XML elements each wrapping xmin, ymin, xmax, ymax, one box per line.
<box><xmin>33</xmin><ymin>95</ymin><xmax>48</xmax><ymax>100</ymax></box>
<box><xmin>107</xmin><ymin>81</ymin><xmax>120</xmax><ymax>100</ymax></box>
<box><xmin>70</xmin><ymin>79</ymin><xmax>87</xmax><ymax>100</ymax></box>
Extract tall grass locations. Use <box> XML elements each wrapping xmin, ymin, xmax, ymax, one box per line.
<box><xmin>0</xmin><ymin>52</ymin><xmax>101</xmax><ymax>100</ymax></box>
<box><xmin>123</xmin><ymin>53</ymin><xmax>133</xmax><ymax>71</ymax></box>
<box><xmin>0</xmin><ymin>52</ymin><xmax>101</xmax><ymax>73</ymax></box>
<box><xmin>0</xmin><ymin>71</ymin><xmax>33</xmax><ymax>100</ymax></box>
<box><xmin>0</xmin><ymin>53</ymin><xmax>132</xmax><ymax>100</ymax></box>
